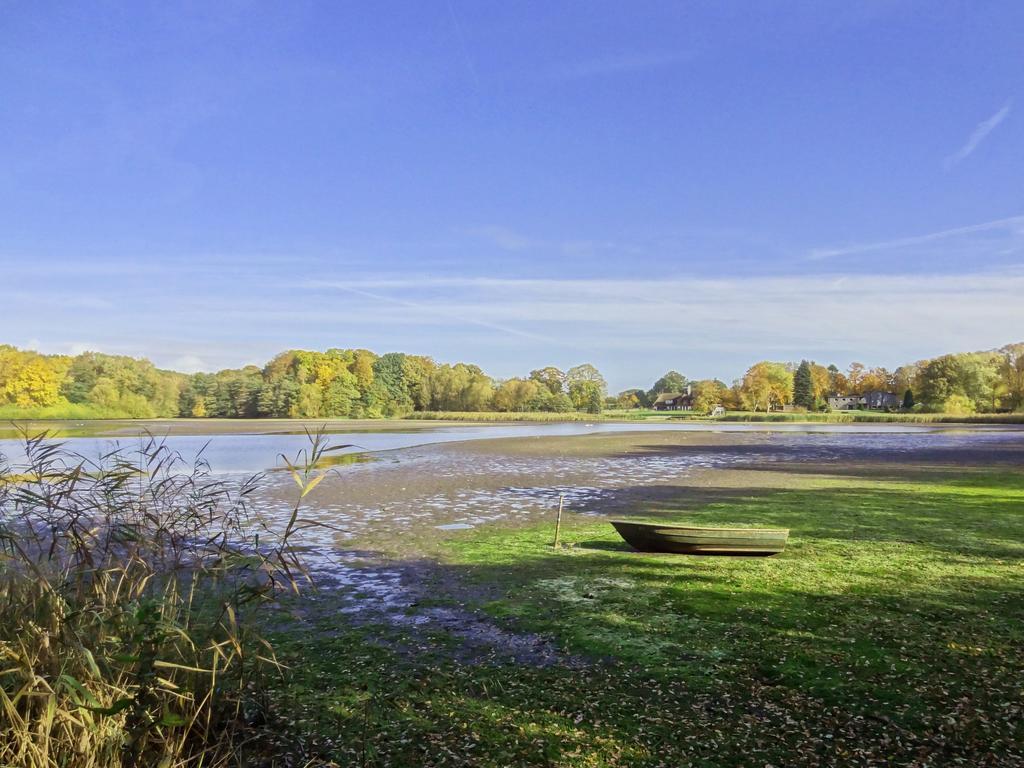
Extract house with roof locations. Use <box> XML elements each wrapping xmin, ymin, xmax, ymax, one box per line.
<box><xmin>828</xmin><ymin>390</ymin><xmax>902</xmax><ymax>411</ymax></box>
<box><xmin>652</xmin><ymin>386</ymin><xmax>694</xmax><ymax>411</ymax></box>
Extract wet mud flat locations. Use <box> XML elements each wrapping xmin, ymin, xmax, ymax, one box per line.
<box><xmin>250</xmin><ymin>427</ymin><xmax>1024</xmax><ymax>663</ymax></box>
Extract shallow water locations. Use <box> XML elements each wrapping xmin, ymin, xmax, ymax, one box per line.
<box><xmin>0</xmin><ymin>420</ymin><xmax>1012</xmax><ymax>474</ymax></box>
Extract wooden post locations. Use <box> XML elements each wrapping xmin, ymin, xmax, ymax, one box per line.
<box><xmin>553</xmin><ymin>494</ymin><xmax>564</xmax><ymax>549</ymax></box>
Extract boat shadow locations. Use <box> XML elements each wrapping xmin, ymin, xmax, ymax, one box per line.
<box><xmin>571</xmin><ymin>538</ymin><xmax>632</xmax><ymax>552</ymax></box>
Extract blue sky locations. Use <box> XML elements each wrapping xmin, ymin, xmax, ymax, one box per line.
<box><xmin>2</xmin><ymin>2</ymin><xmax>1023</xmax><ymax>391</ymax></box>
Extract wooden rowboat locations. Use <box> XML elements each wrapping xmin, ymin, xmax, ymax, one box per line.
<box><xmin>610</xmin><ymin>520</ymin><xmax>789</xmax><ymax>556</ymax></box>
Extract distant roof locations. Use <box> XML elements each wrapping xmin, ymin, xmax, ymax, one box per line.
<box><xmin>828</xmin><ymin>391</ymin><xmax>898</xmax><ymax>398</ymax></box>
<box><xmin>653</xmin><ymin>392</ymin><xmax>688</xmax><ymax>404</ymax></box>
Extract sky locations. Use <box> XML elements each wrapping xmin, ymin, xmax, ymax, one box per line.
<box><xmin>1</xmin><ymin>1</ymin><xmax>1023</xmax><ymax>392</ymax></box>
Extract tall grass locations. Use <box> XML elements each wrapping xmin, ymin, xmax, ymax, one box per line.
<box><xmin>0</xmin><ymin>430</ymin><xmax>333</xmax><ymax>767</ymax></box>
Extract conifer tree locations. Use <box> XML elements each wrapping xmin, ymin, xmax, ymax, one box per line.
<box><xmin>793</xmin><ymin>360</ymin><xmax>814</xmax><ymax>409</ymax></box>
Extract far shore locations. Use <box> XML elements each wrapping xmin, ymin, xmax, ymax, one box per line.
<box><xmin>2</xmin><ymin>412</ymin><xmax>1024</xmax><ymax>440</ymax></box>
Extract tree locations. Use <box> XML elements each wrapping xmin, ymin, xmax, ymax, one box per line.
<box><xmin>3</xmin><ymin>356</ymin><xmax>63</xmax><ymax>407</ymax></box>
<box><xmin>944</xmin><ymin>394</ymin><xmax>975</xmax><ymax>415</ymax></box>
<box><xmin>528</xmin><ymin>367</ymin><xmax>566</xmax><ymax>396</ymax></box>
<box><xmin>809</xmin><ymin>363</ymin><xmax>831</xmax><ymax>404</ymax></box>
<box><xmin>548</xmin><ymin>392</ymin><xmax>575</xmax><ymax>412</ymax></box>
<box><xmin>846</xmin><ymin>362</ymin><xmax>867</xmax><ymax>393</ymax></box>
<box><xmin>493</xmin><ymin>378</ymin><xmax>540</xmax><ymax>412</ymax></box>
<box><xmin>792</xmin><ymin>360</ymin><xmax>814</xmax><ymax>409</ymax></box>
<box><xmin>427</xmin><ymin>363</ymin><xmax>494</xmax><ymax>411</ymax></box>
<box><xmin>646</xmin><ymin>370</ymin><xmax>687</xmax><ymax>404</ymax></box>
<box><xmin>999</xmin><ymin>344</ymin><xmax>1024</xmax><ymax>410</ymax></box>
<box><xmin>827</xmin><ymin>364</ymin><xmax>849</xmax><ymax>395</ymax></box>
<box><xmin>691</xmin><ymin>379</ymin><xmax>728</xmax><ymax>415</ymax></box>
<box><xmin>568</xmin><ymin>380</ymin><xmax>603</xmax><ymax>413</ymax></box>
<box><xmin>739</xmin><ymin>362</ymin><xmax>793</xmax><ymax>412</ymax></box>
<box><xmin>615</xmin><ymin>389</ymin><xmax>645</xmax><ymax>409</ymax></box>
<box><xmin>902</xmin><ymin>389</ymin><xmax>915</xmax><ymax>409</ymax></box>
<box><xmin>402</xmin><ymin>355</ymin><xmax>436</xmax><ymax>411</ymax></box>
<box><xmin>372</xmin><ymin>352</ymin><xmax>413</xmax><ymax>414</ymax></box>
<box><xmin>916</xmin><ymin>353</ymin><xmax>1000</xmax><ymax>412</ymax></box>
<box><xmin>566</xmin><ymin>364</ymin><xmax>607</xmax><ymax>397</ymax></box>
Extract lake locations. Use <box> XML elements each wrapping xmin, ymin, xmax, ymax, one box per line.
<box><xmin>4</xmin><ymin>421</ymin><xmax>1024</xmax><ymax>622</ymax></box>
<box><xmin>0</xmin><ymin>420</ymin><xmax>1015</xmax><ymax>473</ymax></box>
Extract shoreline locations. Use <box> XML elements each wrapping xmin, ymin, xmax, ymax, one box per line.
<box><xmin>3</xmin><ymin>415</ymin><xmax>1023</xmax><ymax>441</ymax></box>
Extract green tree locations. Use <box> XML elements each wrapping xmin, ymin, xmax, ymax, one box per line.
<box><xmin>646</xmin><ymin>370</ymin><xmax>687</xmax><ymax>403</ymax></box>
<box><xmin>427</xmin><ymin>364</ymin><xmax>494</xmax><ymax>411</ymax></box>
<box><xmin>615</xmin><ymin>389</ymin><xmax>644</xmax><ymax>409</ymax></box>
<box><xmin>569</xmin><ymin>380</ymin><xmax>603</xmax><ymax>413</ymax></box>
<box><xmin>528</xmin><ymin>367</ymin><xmax>566</xmax><ymax>396</ymax></box>
<box><xmin>902</xmin><ymin>389</ymin><xmax>915</xmax><ymax>409</ymax></box>
<box><xmin>943</xmin><ymin>394</ymin><xmax>975</xmax><ymax>415</ymax></box>
<box><xmin>566</xmin><ymin>364</ymin><xmax>607</xmax><ymax>397</ymax></box>
<box><xmin>999</xmin><ymin>344</ymin><xmax>1024</xmax><ymax>410</ymax></box>
<box><xmin>792</xmin><ymin>360</ymin><xmax>814</xmax><ymax>409</ymax></box>
<box><xmin>372</xmin><ymin>352</ymin><xmax>414</xmax><ymax>415</ymax></box>
<box><xmin>402</xmin><ymin>355</ymin><xmax>436</xmax><ymax>411</ymax></box>
<box><xmin>493</xmin><ymin>378</ymin><xmax>540</xmax><ymax>412</ymax></box>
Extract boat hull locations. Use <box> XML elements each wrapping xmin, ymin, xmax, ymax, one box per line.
<box><xmin>610</xmin><ymin>520</ymin><xmax>788</xmax><ymax>556</ymax></box>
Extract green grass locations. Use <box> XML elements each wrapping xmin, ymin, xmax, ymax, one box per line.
<box><xmin>266</xmin><ymin>466</ymin><xmax>1024</xmax><ymax>766</ymax></box>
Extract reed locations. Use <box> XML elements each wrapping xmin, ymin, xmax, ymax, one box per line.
<box><xmin>0</xmin><ymin>429</ymin><xmax>332</xmax><ymax>767</ymax></box>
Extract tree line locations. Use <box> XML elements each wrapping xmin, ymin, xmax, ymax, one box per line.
<box><xmin>626</xmin><ymin>343</ymin><xmax>1024</xmax><ymax>415</ymax></box>
<box><xmin>1</xmin><ymin>342</ymin><xmax>1021</xmax><ymax>418</ymax></box>
<box><xmin>0</xmin><ymin>346</ymin><xmax>608</xmax><ymax>418</ymax></box>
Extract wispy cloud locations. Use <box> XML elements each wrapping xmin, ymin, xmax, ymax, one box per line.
<box><xmin>944</xmin><ymin>102</ymin><xmax>1012</xmax><ymax>169</ymax></box>
<box><xmin>313</xmin><ymin>282</ymin><xmax>560</xmax><ymax>344</ymax></box>
<box><xmin>14</xmin><ymin>268</ymin><xmax>1024</xmax><ymax>390</ymax></box>
<box><xmin>461</xmin><ymin>225</ymin><xmax>641</xmax><ymax>258</ymax></box>
<box><xmin>463</xmin><ymin>226</ymin><xmax>537</xmax><ymax>251</ymax></box>
<box><xmin>445</xmin><ymin>0</ymin><xmax>481</xmax><ymax>89</ymax></box>
<box><xmin>555</xmin><ymin>51</ymin><xmax>689</xmax><ymax>80</ymax></box>
<box><xmin>807</xmin><ymin>213</ymin><xmax>1024</xmax><ymax>261</ymax></box>
<box><xmin>305</xmin><ymin>270</ymin><xmax>1024</xmax><ymax>376</ymax></box>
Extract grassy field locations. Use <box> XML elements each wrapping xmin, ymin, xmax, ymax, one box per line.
<box><xmin>265</xmin><ymin>463</ymin><xmax>1024</xmax><ymax>766</ymax></box>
